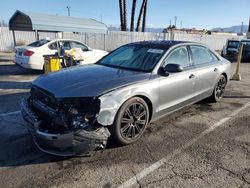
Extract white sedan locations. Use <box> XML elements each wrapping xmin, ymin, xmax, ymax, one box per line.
<box><xmin>14</xmin><ymin>39</ymin><xmax>108</xmax><ymax>70</ymax></box>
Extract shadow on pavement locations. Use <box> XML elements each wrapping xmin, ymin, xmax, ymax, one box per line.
<box><xmin>0</xmin><ymin>64</ymin><xmax>42</xmax><ymax>76</ymax></box>
<box><xmin>224</xmin><ymin>95</ymin><xmax>250</xmax><ymax>99</ymax></box>
<box><xmin>0</xmin><ymin>81</ymin><xmax>31</xmax><ymax>89</ymax></box>
<box><xmin>0</xmin><ymin>92</ymin><xmax>30</xmax><ymax>113</ymax></box>
<box><xmin>0</xmin><ymin>58</ymin><xmax>13</xmax><ymax>62</ymax></box>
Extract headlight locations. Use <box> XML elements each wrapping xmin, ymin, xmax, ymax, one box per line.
<box><xmin>57</xmin><ymin>97</ymin><xmax>101</xmax><ymax>129</ymax></box>
<box><xmin>71</xmin><ymin>114</ymin><xmax>97</xmax><ymax>129</ymax></box>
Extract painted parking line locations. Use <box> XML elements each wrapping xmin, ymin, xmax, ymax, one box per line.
<box><xmin>118</xmin><ymin>102</ymin><xmax>250</xmax><ymax>188</ymax></box>
<box><xmin>0</xmin><ymin>111</ymin><xmax>21</xmax><ymax>117</ymax></box>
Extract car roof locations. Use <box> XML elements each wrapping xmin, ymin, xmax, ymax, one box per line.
<box><xmin>227</xmin><ymin>39</ymin><xmax>240</xmax><ymax>42</ymax></box>
<box><xmin>241</xmin><ymin>39</ymin><xmax>250</xmax><ymax>42</ymax></box>
<box><xmin>126</xmin><ymin>40</ymin><xmax>189</xmax><ymax>49</ymax></box>
<box><xmin>50</xmin><ymin>39</ymin><xmax>79</xmax><ymax>42</ymax></box>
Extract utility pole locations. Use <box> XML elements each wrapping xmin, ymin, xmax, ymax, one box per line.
<box><xmin>180</xmin><ymin>20</ymin><xmax>182</xmax><ymax>29</ymax></box>
<box><xmin>66</xmin><ymin>6</ymin><xmax>71</xmax><ymax>16</ymax></box>
<box><xmin>241</xmin><ymin>21</ymin><xmax>244</xmax><ymax>35</ymax></box>
<box><xmin>174</xmin><ymin>16</ymin><xmax>177</xmax><ymax>28</ymax></box>
<box><xmin>100</xmin><ymin>14</ymin><xmax>103</xmax><ymax>22</ymax></box>
<box><xmin>247</xmin><ymin>17</ymin><xmax>250</xmax><ymax>39</ymax></box>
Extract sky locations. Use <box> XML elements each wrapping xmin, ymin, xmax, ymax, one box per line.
<box><xmin>0</xmin><ymin>0</ymin><xmax>249</xmax><ymax>30</ymax></box>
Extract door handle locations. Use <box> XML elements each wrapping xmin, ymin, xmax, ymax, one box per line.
<box><xmin>214</xmin><ymin>68</ymin><xmax>218</xmax><ymax>72</ymax></box>
<box><xmin>189</xmin><ymin>74</ymin><xmax>195</xmax><ymax>79</ymax></box>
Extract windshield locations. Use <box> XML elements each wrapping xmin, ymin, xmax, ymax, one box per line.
<box><xmin>98</xmin><ymin>45</ymin><xmax>166</xmax><ymax>72</ymax></box>
<box><xmin>27</xmin><ymin>39</ymin><xmax>50</xmax><ymax>47</ymax></box>
<box><xmin>227</xmin><ymin>41</ymin><xmax>239</xmax><ymax>49</ymax></box>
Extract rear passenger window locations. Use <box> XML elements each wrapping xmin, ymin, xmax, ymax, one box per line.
<box><xmin>163</xmin><ymin>46</ymin><xmax>190</xmax><ymax>68</ymax></box>
<box><xmin>49</xmin><ymin>42</ymin><xmax>58</xmax><ymax>50</ymax></box>
<box><xmin>61</xmin><ymin>41</ymin><xmax>71</xmax><ymax>50</ymax></box>
<box><xmin>190</xmin><ymin>46</ymin><xmax>216</xmax><ymax>65</ymax></box>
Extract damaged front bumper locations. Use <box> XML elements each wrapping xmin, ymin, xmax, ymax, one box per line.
<box><xmin>20</xmin><ymin>98</ymin><xmax>110</xmax><ymax>156</ymax></box>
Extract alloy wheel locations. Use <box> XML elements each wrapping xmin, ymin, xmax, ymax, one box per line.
<box><xmin>120</xmin><ymin>102</ymin><xmax>148</xmax><ymax>140</ymax></box>
<box><xmin>215</xmin><ymin>76</ymin><xmax>226</xmax><ymax>100</ymax></box>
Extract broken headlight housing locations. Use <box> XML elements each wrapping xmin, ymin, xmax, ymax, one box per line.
<box><xmin>58</xmin><ymin>97</ymin><xmax>101</xmax><ymax>130</ymax></box>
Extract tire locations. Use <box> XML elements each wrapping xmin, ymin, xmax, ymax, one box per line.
<box><xmin>209</xmin><ymin>74</ymin><xmax>227</xmax><ymax>102</ymax></box>
<box><xmin>110</xmin><ymin>97</ymin><xmax>149</xmax><ymax>145</ymax></box>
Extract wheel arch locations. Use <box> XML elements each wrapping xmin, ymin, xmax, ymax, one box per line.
<box><xmin>221</xmin><ymin>72</ymin><xmax>228</xmax><ymax>83</ymax></box>
<box><xmin>133</xmin><ymin>95</ymin><xmax>153</xmax><ymax>123</ymax></box>
<box><xmin>98</xmin><ymin>89</ymin><xmax>155</xmax><ymax>126</ymax></box>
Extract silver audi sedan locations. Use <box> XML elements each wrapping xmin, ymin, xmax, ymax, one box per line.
<box><xmin>21</xmin><ymin>41</ymin><xmax>231</xmax><ymax>156</ymax></box>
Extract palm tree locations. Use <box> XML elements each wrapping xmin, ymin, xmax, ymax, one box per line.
<box><xmin>142</xmin><ymin>0</ymin><xmax>147</xmax><ymax>32</ymax></box>
<box><xmin>119</xmin><ymin>0</ymin><xmax>124</xmax><ymax>31</ymax></box>
<box><xmin>130</xmin><ymin>0</ymin><xmax>137</xmax><ymax>31</ymax></box>
<box><xmin>136</xmin><ymin>0</ymin><xmax>146</xmax><ymax>32</ymax></box>
<box><xmin>123</xmin><ymin>0</ymin><xmax>127</xmax><ymax>31</ymax></box>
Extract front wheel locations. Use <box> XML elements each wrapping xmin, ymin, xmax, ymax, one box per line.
<box><xmin>110</xmin><ymin>97</ymin><xmax>149</xmax><ymax>145</ymax></box>
<box><xmin>209</xmin><ymin>74</ymin><xmax>227</xmax><ymax>102</ymax></box>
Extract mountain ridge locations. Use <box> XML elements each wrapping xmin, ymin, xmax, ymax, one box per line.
<box><xmin>108</xmin><ymin>25</ymin><xmax>249</xmax><ymax>33</ymax></box>
<box><xmin>211</xmin><ymin>25</ymin><xmax>249</xmax><ymax>33</ymax></box>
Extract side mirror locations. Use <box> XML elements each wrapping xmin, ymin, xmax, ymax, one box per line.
<box><xmin>158</xmin><ymin>63</ymin><xmax>183</xmax><ymax>76</ymax></box>
<box><xmin>82</xmin><ymin>48</ymin><xmax>89</xmax><ymax>51</ymax></box>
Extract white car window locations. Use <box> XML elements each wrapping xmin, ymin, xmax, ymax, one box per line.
<box><xmin>71</xmin><ymin>42</ymin><xmax>88</xmax><ymax>51</ymax></box>
<box><xmin>61</xmin><ymin>41</ymin><xmax>71</xmax><ymax>50</ymax></box>
<box><xmin>49</xmin><ymin>42</ymin><xmax>58</xmax><ymax>50</ymax></box>
<box><xmin>49</xmin><ymin>41</ymin><xmax>71</xmax><ymax>50</ymax></box>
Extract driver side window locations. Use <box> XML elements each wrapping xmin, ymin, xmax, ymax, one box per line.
<box><xmin>163</xmin><ymin>46</ymin><xmax>190</xmax><ymax>68</ymax></box>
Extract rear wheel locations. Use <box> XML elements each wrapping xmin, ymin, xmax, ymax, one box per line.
<box><xmin>209</xmin><ymin>74</ymin><xmax>227</xmax><ymax>102</ymax></box>
<box><xmin>111</xmin><ymin>97</ymin><xmax>149</xmax><ymax>145</ymax></box>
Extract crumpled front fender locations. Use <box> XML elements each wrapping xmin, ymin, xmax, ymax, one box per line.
<box><xmin>97</xmin><ymin>92</ymin><xmax>122</xmax><ymax>126</ymax></box>
<box><xmin>96</xmin><ymin>85</ymin><xmax>154</xmax><ymax>126</ymax></box>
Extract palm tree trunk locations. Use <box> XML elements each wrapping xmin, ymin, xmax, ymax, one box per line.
<box><xmin>123</xmin><ymin>0</ymin><xmax>127</xmax><ymax>31</ymax></box>
<box><xmin>130</xmin><ymin>0</ymin><xmax>137</xmax><ymax>31</ymax></box>
<box><xmin>119</xmin><ymin>0</ymin><xmax>124</xmax><ymax>31</ymax></box>
<box><xmin>142</xmin><ymin>0</ymin><xmax>147</xmax><ymax>32</ymax></box>
<box><xmin>136</xmin><ymin>0</ymin><xmax>146</xmax><ymax>32</ymax></box>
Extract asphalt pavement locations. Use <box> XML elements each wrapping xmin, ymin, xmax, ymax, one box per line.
<box><xmin>0</xmin><ymin>53</ymin><xmax>249</xmax><ymax>188</ymax></box>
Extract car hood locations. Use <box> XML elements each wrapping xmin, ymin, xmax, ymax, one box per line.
<box><xmin>32</xmin><ymin>64</ymin><xmax>151</xmax><ymax>98</ymax></box>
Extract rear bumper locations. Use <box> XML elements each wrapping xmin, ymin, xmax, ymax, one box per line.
<box><xmin>15</xmin><ymin>56</ymin><xmax>43</xmax><ymax>70</ymax></box>
<box><xmin>20</xmin><ymin>98</ymin><xmax>110</xmax><ymax>156</ymax></box>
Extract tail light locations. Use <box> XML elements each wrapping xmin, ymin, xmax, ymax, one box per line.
<box><xmin>24</xmin><ymin>50</ymin><xmax>34</xmax><ymax>56</ymax></box>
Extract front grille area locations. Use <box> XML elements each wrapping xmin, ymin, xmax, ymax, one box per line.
<box><xmin>30</xmin><ymin>86</ymin><xmax>58</xmax><ymax>109</ymax></box>
<box><xmin>30</xmin><ymin>86</ymin><xmax>69</xmax><ymax>132</ymax></box>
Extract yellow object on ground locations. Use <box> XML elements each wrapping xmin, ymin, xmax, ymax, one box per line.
<box><xmin>44</xmin><ymin>56</ymin><xmax>61</xmax><ymax>73</ymax></box>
